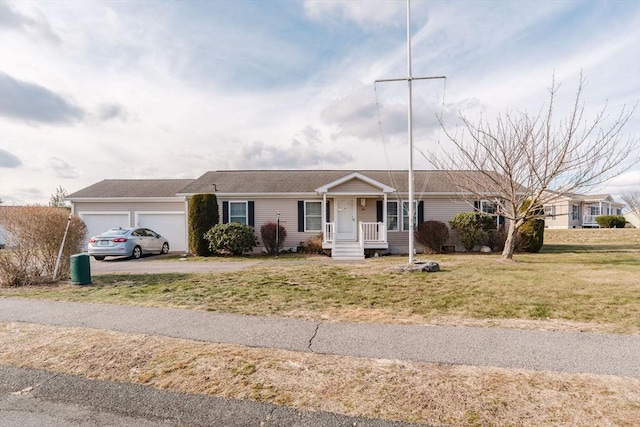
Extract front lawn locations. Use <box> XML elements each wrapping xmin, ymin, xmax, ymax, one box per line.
<box><xmin>3</xmin><ymin>229</ymin><xmax>639</xmax><ymax>333</ymax></box>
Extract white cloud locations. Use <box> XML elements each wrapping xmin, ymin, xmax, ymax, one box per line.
<box><xmin>0</xmin><ymin>0</ymin><xmax>638</xmax><ymax>204</ymax></box>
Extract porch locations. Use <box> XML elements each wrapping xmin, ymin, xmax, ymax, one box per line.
<box><xmin>314</xmin><ymin>172</ymin><xmax>396</xmax><ymax>261</ymax></box>
<box><xmin>322</xmin><ymin>221</ymin><xmax>388</xmax><ymax>248</ymax></box>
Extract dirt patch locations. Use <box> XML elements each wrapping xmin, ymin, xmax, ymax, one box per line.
<box><xmin>2</xmin><ymin>321</ymin><xmax>638</xmax><ymax>426</ymax></box>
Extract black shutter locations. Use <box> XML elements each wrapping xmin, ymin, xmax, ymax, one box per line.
<box><xmin>298</xmin><ymin>201</ymin><xmax>304</xmax><ymax>232</ymax></box>
<box><xmin>473</xmin><ymin>200</ymin><xmax>480</xmax><ymax>211</ymax></box>
<box><xmin>222</xmin><ymin>201</ymin><xmax>229</xmax><ymax>223</ymax></box>
<box><xmin>417</xmin><ymin>201</ymin><xmax>424</xmax><ymax>224</ymax></box>
<box><xmin>248</xmin><ymin>201</ymin><xmax>255</xmax><ymax>227</ymax></box>
<box><xmin>376</xmin><ymin>200</ymin><xmax>383</xmax><ymax>222</ymax></box>
<box><xmin>326</xmin><ymin>200</ymin><xmax>330</xmax><ymax>222</ymax></box>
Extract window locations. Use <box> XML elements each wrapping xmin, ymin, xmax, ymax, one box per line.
<box><xmin>589</xmin><ymin>206</ymin><xmax>600</xmax><ymax>216</ymax></box>
<box><xmin>305</xmin><ymin>201</ymin><xmax>322</xmax><ymax>231</ymax></box>
<box><xmin>572</xmin><ymin>205</ymin><xmax>579</xmax><ymax>221</ymax></box>
<box><xmin>480</xmin><ymin>200</ymin><xmax>496</xmax><ymax>214</ymax></box>
<box><xmin>402</xmin><ymin>201</ymin><xmax>417</xmax><ymax>231</ymax></box>
<box><xmin>616</xmin><ymin>208</ymin><xmax>622</xmax><ymax>215</ymax></box>
<box><xmin>387</xmin><ymin>201</ymin><xmax>398</xmax><ymax>231</ymax></box>
<box><xmin>229</xmin><ymin>201</ymin><xmax>248</xmax><ymax>224</ymax></box>
<box><xmin>544</xmin><ymin>205</ymin><xmax>556</xmax><ymax>219</ymax></box>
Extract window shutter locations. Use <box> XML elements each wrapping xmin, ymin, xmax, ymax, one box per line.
<box><xmin>473</xmin><ymin>200</ymin><xmax>480</xmax><ymax>211</ymax></box>
<box><xmin>326</xmin><ymin>200</ymin><xmax>330</xmax><ymax>222</ymax></box>
<box><xmin>417</xmin><ymin>201</ymin><xmax>424</xmax><ymax>224</ymax></box>
<box><xmin>376</xmin><ymin>200</ymin><xmax>383</xmax><ymax>222</ymax></box>
<box><xmin>222</xmin><ymin>201</ymin><xmax>229</xmax><ymax>224</ymax></box>
<box><xmin>298</xmin><ymin>201</ymin><xmax>304</xmax><ymax>232</ymax></box>
<box><xmin>248</xmin><ymin>201</ymin><xmax>255</xmax><ymax>227</ymax></box>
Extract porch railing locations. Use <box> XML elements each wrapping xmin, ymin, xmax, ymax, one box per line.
<box><xmin>323</xmin><ymin>222</ymin><xmax>335</xmax><ymax>243</ymax></box>
<box><xmin>583</xmin><ymin>215</ymin><xmax>599</xmax><ymax>225</ymax></box>
<box><xmin>359</xmin><ymin>222</ymin><xmax>386</xmax><ymax>249</ymax></box>
<box><xmin>323</xmin><ymin>221</ymin><xmax>386</xmax><ymax>246</ymax></box>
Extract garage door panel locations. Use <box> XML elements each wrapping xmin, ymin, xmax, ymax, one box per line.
<box><xmin>79</xmin><ymin>213</ymin><xmax>130</xmax><ymax>249</ymax></box>
<box><xmin>136</xmin><ymin>213</ymin><xmax>186</xmax><ymax>253</ymax></box>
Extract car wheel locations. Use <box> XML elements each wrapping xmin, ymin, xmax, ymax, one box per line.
<box><xmin>132</xmin><ymin>246</ymin><xmax>142</xmax><ymax>259</ymax></box>
<box><xmin>161</xmin><ymin>242</ymin><xmax>169</xmax><ymax>254</ymax></box>
<box><xmin>93</xmin><ymin>256</ymin><xmax>105</xmax><ymax>261</ymax></box>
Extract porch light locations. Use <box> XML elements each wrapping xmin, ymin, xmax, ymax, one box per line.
<box><xmin>360</xmin><ymin>198</ymin><xmax>366</xmax><ymax>207</ymax></box>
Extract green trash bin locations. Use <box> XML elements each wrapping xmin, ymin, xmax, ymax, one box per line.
<box><xmin>70</xmin><ymin>253</ymin><xmax>91</xmax><ymax>285</ymax></box>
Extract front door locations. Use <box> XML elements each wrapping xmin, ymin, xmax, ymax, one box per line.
<box><xmin>335</xmin><ymin>198</ymin><xmax>355</xmax><ymax>240</ymax></box>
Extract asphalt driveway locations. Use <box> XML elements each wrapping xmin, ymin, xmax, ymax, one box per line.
<box><xmin>89</xmin><ymin>254</ymin><xmax>260</xmax><ymax>275</ymax></box>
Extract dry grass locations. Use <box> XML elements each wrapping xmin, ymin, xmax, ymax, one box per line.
<box><xmin>2</xmin><ymin>321</ymin><xmax>638</xmax><ymax>427</ymax></box>
<box><xmin>2</xmin><ymin>229</ymin><xmax>638</xmax><ymax>334</ymax></box>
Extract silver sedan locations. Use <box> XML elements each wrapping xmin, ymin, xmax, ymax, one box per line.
<box><xmin>88</xmin><ymin>227</ymin><xmax>169</xmax><ymax>261</ymax></box>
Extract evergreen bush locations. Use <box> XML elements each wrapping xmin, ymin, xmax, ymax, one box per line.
<box><xmin>188</xmin><ymin>194</ymin><xmax>218</xmax><ymax>256</ymax></box>
<box><xmin>204</xmin><ymin>223</ymin><xmax>257</xmax><ymax>255</ymax></box>
<box><xmin>517</xmin><ymin>200</ymin><xmax>544</xmax><ymax>252</ymax></box>
<box><xmin>449</xmin><ymin>212</ymin><xmax>495</xmax><ymax>251</ymax></box>
<box><xmin>595</xmin><ymin>215</ymin><xmax>626</xmax><ymax>228</ymax></box>
<box><xmin>415</xmin><ymin>220</ymin><xmax>450</xmax><ymax>253</ymax></box>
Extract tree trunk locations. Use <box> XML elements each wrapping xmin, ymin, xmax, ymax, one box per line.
<box><xmin>501</xmin><ymin>219</ymin><xmax>519</xmax><ymax>260</ymax></box>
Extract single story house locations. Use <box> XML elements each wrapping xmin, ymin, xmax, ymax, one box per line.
<box><xmin>67</xmin><ymin>170</ymin><xmax>510</xmax><ymax>260</ymax></box>
<box><xmin>543</xmin><ymin>193</ymin><xmax>625</xmax><ymax>229</ymax></box>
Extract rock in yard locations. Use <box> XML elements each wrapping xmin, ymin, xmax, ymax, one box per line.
<box><xmin>389</xmin><ymin>261</ymin><xmax>440</xmax><ymax>273</ymax></box>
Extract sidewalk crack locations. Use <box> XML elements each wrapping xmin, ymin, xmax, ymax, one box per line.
<box><xmin>259</xmin><ymin>406</ymin><xmax>276</xmax><ymax>426</ymax></box>
<box><xmin>308</xmin><ymin>322</ymin><xmax>321</xmax><ymax>352</ymax></box>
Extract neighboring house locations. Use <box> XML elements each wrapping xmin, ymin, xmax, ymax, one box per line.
<box><xmin>543</xmin><ymin>193</ymin><xmax>625</xmax><ymax>229</ymax></box>
<box><xmin>624</xmin><ymin>208</ymin><xmax>640</xmax><ymax>228</ymax></box>
<box><xmin>66</xmin><ymin>179</ymin><xmax>195</xmax><ymax>250</ymax></box>
<box><xmin>68</xmin><ymin>170</ymin><xmax>510</xmax><ymax>260</ymax></box>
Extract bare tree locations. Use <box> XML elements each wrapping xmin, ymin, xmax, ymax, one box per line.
<box><xmin>432</xmin><ymin>74</ymin><xmax>639</xmax><ymax>261</ymax></box>
<box><xmin>620</xmin><ymin>190</ymin><xmax>640</xmax><ymax>224</ymax></box>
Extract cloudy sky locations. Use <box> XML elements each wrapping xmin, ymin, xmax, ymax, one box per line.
<box><xmin>0</xmin><ymin>0</ymin><xmax>638</xmax><ymax>205</ymax></box>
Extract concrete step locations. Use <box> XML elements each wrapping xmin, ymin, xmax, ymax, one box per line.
<box><xmin>332</xmin><ymin>242</ymin><xmax>364</xmax><ymax>260</ymax></box>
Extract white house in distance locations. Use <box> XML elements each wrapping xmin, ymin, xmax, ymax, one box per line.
<box><xmin>67</xmin><ymin>170</ymin><xmax>514</xmax><ymax>260</ymax></box>
<box><xmin>543</xmin><ymin>193</ymin><xmax>626</xmax><ymax>229</ymax></box>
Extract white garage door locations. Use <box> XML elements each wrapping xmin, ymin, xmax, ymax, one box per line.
<box><xmin>136</xmin><ymin>212</ymin><xmax>186</xmax><ymax>253</ymax></box>
<box><xmin>79</xmin><ymin>212</ymin><xmax>131</xmax><ymax>249</ymax></box>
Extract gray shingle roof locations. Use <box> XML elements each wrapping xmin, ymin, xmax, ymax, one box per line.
<box><xmin>67</xmin><ymin>179</ymin><xmax>195</xmax><ymax>199</ymax></box>
<box><xmin>179</xmin><ymin>170</ymin><xmax>505</xmax><ymax>195</ymax></box>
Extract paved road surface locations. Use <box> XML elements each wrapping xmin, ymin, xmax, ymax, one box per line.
<box><xmin>89</xmin><ymin>256</ymin><xmax>260</xmax><ymax>275</ymax></box>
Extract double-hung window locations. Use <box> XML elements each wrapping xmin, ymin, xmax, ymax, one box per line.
<box><xmin>229</xmin><ymin>201</ymin><xmax>248</xmax><ymax>224</ymax></box>
<box><xmin>387</xmin><ymin>201</ymin><xmax>399</xmax><ymax>231</ymax></box>
<box><xmin>544</xmin><ymin>205</ymin><xmax>556</xmax><ymax>219</ymax></box>
<box><xmin>402</xmin><ymin>201</ymin><xmax>417</xmax><ymax>231</ymax></box>
<box><xmin>305</xmin><ymin>201</ymin><xmax>322</xmax><ymax>231</ymax></box>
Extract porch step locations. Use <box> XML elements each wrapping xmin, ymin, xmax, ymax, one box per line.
<box><xmin>332</xmin><ymin>241</ymin><xmax>365</xmax><ymax>261</ymax></box>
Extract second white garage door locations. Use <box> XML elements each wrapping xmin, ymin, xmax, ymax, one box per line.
<box><xmin>136</xmin><ymin>212</ymin><xmax>186</xmax><ymax>253</ymax></box>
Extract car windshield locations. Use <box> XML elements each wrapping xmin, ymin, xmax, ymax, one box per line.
<box><xmin>99</xmin><ymin>229</ymin><xmax>129</xmax><ymax>237</ymax></box>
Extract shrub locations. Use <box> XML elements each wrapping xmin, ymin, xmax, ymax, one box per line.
<box><xmin>260</xmin><ymin>222</ymin><xmax>287</xmax><ymax>255</ymax></box>
<box><xmin>301</xmin><ymin>234</ymin><xmax>324</xmax><ymax>254</ymax></box>
<box><xmin>595</xmin><ymin>215</ymin><xmax>626</xmax><ymax>228</ymax></box>
<box><xmin>415</xmin><ymin>220</ymin><xmax>450</xmax><ymax>253</ymax></box>
<box><xmin>188</xmin><ymin>193</ymin><xmax>218</xmax><ymax>256</ymax></box>
<box><xmin>487</xmin><ymin>225</ymin><xmax>508</xmax><ymax>252</ymax></box>
<box><xmin>204</xmin><ymin>223</ymin><xmax>257</xmax><ymax>255</ymax></box>
<box><xmin>0</xmin><ymin>206</ymin><xmax>87</xmax><ymax>286</ymax></box>
<box><xmin>517</xmin><ymin>200</ymin><xmax>544</xmax><ymax>253</ymax></box>
<box><xmin>449</xmin><ymin>212</ymin><xmax>495</xmax><ymax>251</ymax></box>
